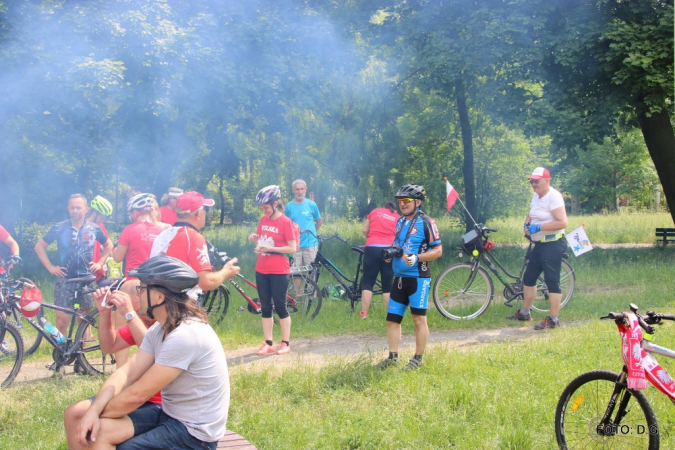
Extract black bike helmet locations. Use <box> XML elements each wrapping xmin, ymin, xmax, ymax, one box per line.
<box><xmin>128</xmin><ymin>255</ymin><xmax>199</xmax><ymax>294</ymax></box>
<box><xmin>255</xmin><ymin>185</ymin><xmax>281</xmax><ymax>205</ymax></box>
<box><xmin>395</xmin><ymin>184</ymin><xmax>426</xmax><ymax>201</ymax></box>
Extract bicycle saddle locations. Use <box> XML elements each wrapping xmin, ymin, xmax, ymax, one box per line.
<box><xmin>351</xmin><ymin>246</ymin><xmax>365</xmax><ymax>255</ymax></box>
<box><xmin>65</xmin><ymin>275</ymin><xmax>97</xmax><ymax>285</ymax></box>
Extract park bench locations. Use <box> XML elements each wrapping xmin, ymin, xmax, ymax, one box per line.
<box><xmin>217</xmin><ymin>430</ymin><xmax>257</xmax><ymax>449</ymax></box>
<box><xmin>655</xmin><ymin>228</ymin><xmax>675</xmax><ymax>247</ymax></box>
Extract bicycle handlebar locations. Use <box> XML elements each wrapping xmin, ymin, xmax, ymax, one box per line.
<box><xmin>598</xmin><ymin>303</ymin><xmax>675</xmax><ymax>335</ymax></box>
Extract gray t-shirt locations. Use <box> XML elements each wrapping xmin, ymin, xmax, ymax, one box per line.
<box><xmin>140</xmin><ymin>319</ymin><xmax>229</xmax><ymax>442</ymax></box>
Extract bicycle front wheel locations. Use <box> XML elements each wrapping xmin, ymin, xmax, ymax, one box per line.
<box><xmin>532</xmin><ymin>260</ymin><xmax>575</xmax><ymax>313</ymax></box>
<box><xmin>287</xmin><ymin>275</ymin><xmax>322</xmax><ymax>322</ymax></box>
<box><xmin>433</xmin><ymin>263</ymin><xmax>494</xmax><ymax>320</ymax></box>
<box><xmin>0</xmin><ymin>321</ymin><xmax>24</xmax><ymax>390</ymax></box>
<box><xmin>75</xmin><ymin>310</ymin><xmax>116</xmax><ymax>376</ymax></box>
<box><xmin>555</xmin><ymin>370</ymin><xmax>659</xmax><ymax>450</ymax></box>
<box><xmin>10</xmin><ymin>305</ymin><xmax>43</xmax><ymax>356</ymax></box>
<box><xmin>201</xmin><ymin>285</ymin><xmax>230</xmax><ymax>326</ymax></box>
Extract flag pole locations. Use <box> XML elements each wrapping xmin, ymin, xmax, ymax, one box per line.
<box><xmin>444</xmin><ymin>177</ymin><xmax>479</xmax><ymax>228</ymax></box>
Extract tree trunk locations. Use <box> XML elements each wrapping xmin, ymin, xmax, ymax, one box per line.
<box><xmin>637</xmin><ymin>107</ymin><xmax>675</xmax><ymax>225</ymax></box>
<box><xmin>454</xmin><ymin>77</ymin><xmax>477</xmax><ymax>230</ymax></box>
<box><xmin>218</xmin><ymin>175</ymin><xmax>226</xmax><ymax>225</ymax></box>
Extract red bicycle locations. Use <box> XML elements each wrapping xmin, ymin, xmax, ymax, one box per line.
<box><xmin>555</xmin><ymin>303</ymin><xmax>673</xmax><ymax>449</ymax></box>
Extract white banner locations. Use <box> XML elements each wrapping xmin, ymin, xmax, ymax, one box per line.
<box><xmin>566</xmin><ymin>226</ymin><xmax>593</xmax><ymax>256</ymax></box>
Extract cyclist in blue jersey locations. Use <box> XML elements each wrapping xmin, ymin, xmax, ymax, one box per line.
<box><xmin>35</xmin><ymin>194</ymin><xmax>113</xmax><ymax>335</ymax></box>
<box><xmin>376</xmin><ymin>184</ymin><xmax>442</xmax><ymax>371</ymax></box>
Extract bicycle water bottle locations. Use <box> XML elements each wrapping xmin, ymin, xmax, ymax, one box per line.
<box><xmin>41</xmin><ymin>317</ymin><xmax>66</xmax><ymax>344</ymax></box>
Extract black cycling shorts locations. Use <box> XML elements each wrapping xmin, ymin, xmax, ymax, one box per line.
<box><xmin>522</xmin><ymin>238</ymin><xmax>567</xmax><ymax>294</ymax></box>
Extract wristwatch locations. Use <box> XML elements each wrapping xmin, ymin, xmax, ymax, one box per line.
<box><xmin>125</xmin><ymin>311</ymin><xmax>137</xmax><ymax>322</ymax></box>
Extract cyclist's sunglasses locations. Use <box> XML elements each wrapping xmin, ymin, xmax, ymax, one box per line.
<box><xmin>398</xmin><ymin>198</ymin><xmax>415</xmax><ymax>205</ymax></box>
<box><xmin>529</xmin><ymin>179</ymin><xmax>542</xmax><ymax>185</ymax></box>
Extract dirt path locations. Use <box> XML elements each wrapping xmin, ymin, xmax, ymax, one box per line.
<box><xmin>4</xmin><ymin>324</ymin><xmax>548</xmax><ymax>386</ymax></box>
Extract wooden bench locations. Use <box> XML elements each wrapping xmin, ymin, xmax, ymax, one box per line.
<box><xmin>217</xmin><ymin>430</ymin><xmax>257</xmax><ymax>449</ymax></box>
<box><xmin>656</xmin><ymin>228</ymin><xmax>675</xmax><ymax>247</ymax></box>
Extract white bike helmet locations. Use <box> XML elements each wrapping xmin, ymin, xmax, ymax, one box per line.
<box><xmin>127</xmin><ymin>193</ymin><xmax>154</xmax><ymax>212</ymax></box>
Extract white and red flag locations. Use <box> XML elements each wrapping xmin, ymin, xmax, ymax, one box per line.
<box><xmin>446</xmin><ymin>179</ymin><xmax>459</xmax><ymax>212</ymax></box>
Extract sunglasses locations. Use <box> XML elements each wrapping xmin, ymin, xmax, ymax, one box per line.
<box><xmin>398</xmin><ymin>198</ymin><xmax>415</xmax><ymax>205</ymax></box>
<box><xmin>529</xmin><ymin>179</ymin><xmax>542</xmax><ymax>185</ymax></box>
<box><xmin>101</xmin><ymin>278</ymin><xmax>127</xmax><ymax>308</ymax></box>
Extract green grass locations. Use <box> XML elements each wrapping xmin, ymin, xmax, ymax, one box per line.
<box><xmin>2</xmin><ymin>213</ymin><xmax>675</xmax><ymax>449</ymax></box>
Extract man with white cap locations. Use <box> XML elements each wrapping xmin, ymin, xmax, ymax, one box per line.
<box><xmin>151</xmin><ymin>191</ymin><xmax>240</xmax><ymax>299</ymax></box>
<box><xmin>159</xmin><ymin>187</ymin><xmax>183</xmax><ymax>226</ymax></box>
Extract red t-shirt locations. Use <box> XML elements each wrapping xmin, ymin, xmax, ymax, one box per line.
<box><xmin>118</xmin><ymin>221</ymin><xmax>164</xmax><ymax>278</ymax></box>
<box><xmin>118</xmin><ymin>325</ymin><xmax>162</xmax><ymax>405</ymax></box>
<box><xmin>159</xmin><ymin>206</ymin><xmax>177</xmax><ymax>226</ymax></box>
<box><xmin>165</xmin><ymin>226</ymin><xmax>212</xmax><ymax>274</ymax></box>
<box><xmin>254</xmin><ymin>214</ymin><xmax>296</xmax><ymax>275</ymax></box>
<box><xmin>365</xmin><ymin>208</ymin><xmax>400</xmax><ymax>246</ymax></box>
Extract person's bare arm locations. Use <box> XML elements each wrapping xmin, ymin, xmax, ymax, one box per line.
<box><xmin>112</xmin><ymin>243</ymin><xmax>128</xmax><ymax>263</ymax></box>
<box><xmin>197</xmin><ymin>257</ymin><xmax>241</xmax><ymax>292</ymax></box>
<box><xmin>362</xmin><ymin>218</ymin><xmax>370</xmax><ymax>238</ymax></box>
<box><xmin>2</xmin><ymin>235</ymin><xmax>19</xmax><ymax>256</ymax></box>
<box><xmin>315</xmin><ymin>218</ymin><xmax>322</xmax><ymax>232</ymax></box>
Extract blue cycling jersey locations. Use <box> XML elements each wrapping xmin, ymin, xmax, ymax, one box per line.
<box><xmin>42</xmin><ymin>220</ymin><xmax>108</xmax><ymax>278</ymax></box>
<box><xmin>392</xmin><ymin>210</ymin><xmax>441</xmax><ymax>278</ymax></box>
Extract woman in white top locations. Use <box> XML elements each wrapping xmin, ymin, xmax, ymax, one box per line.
<box><xmin>507</xmin><ymin>167</ymin><xmax>568</xmax><ymax>330</ymax></box>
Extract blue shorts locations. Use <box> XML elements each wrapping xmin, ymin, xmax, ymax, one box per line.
<box><xmin>388</xmin><ymin>276</ymin><xmax>431</xmax><ymax>321</ymax></box>
<box><xmin>118</xmin><ymin>405</ymin><xmax>216</xmax><ymax>450</ymax></box>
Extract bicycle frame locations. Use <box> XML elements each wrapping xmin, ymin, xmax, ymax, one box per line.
<box><xmin>471</xmin><ymin>241</ymin><xmax>533</xmax><ymax>297</ymax></box>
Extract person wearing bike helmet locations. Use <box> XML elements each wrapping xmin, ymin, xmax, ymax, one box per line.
<box><xmin>248</xmin><ymin>185</ymin><xmax>297</xmax><ymax>356</ymax></box>
<box><xmin>35</xmin><ymin>194</ymin><xmax>113</xmax><ymax>335</ymax></box>
<box><xmin>376</xmin><ymin>184</ymin><xmax>442</xmax><ymax>371</ymax></box>
<box><xmin>74</xmin><ymin>255</ymin><xmax>230</xmax><ymax>450</ymax></box>
<box><xmin>507</xmin><ymin>167</ymin><xmax>568</xmax><ymax>330</ymax></box>
<box><xmin>86</xmin><ymin>195</ymin><xmax>114</xmax><ymax>280</ymax></box>
<box><xmin>113</xmin><ymin>193</ymin><xmax>164</xmax><ymax>278</ymax></box>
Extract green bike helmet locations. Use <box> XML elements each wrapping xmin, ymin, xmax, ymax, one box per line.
<box><xmin>91</xmin><ymin>195</ymin><xmax>113</xmax><ymax>217</ymax></box>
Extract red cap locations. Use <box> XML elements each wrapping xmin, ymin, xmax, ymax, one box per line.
<box><xmin>528</xmin><ymin>167</ymin><xmax>550</xmax><ymax>180</ymax></box>
<box><xmin>175</xmin><ymin>191</ymin><xmax>215</xmax><ymax>214</ymax></box>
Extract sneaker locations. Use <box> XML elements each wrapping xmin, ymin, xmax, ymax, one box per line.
<box><xmin>276</xmin><ymin>342</ymin><xmax>290</xmax><ymax>355</ymax></box>
<box><xmin>534</xmin><ymin>316</ymin><xmax>560</xmax><ymax>330</ymax></box>
<box><xmin>359</xmin><ymin>310</ymin><xmax>368</xmax><ymax>318</ymax></box>
<box><xmin>506</xmin><ymin>309</ymin><xmax>533</xmax><ymax>322</ymax></box>
<box><xmin>0</xmin><ymin>339</ymin><xmax>7</xmax><ymax>353</ymax></box>
<box><xmin>403</xmin><ymin>356</ymin><xmax>423</xmax><ymax>371</ymax></box>
<box><xmin>256</xmin><ymin>343</ymin><xmax>275</xmax><ymax>356</ymax></box>
<box><xmin>375</xmin><ymin>357</ymin><xmax>399</xmax><ymax>369</ymax></box>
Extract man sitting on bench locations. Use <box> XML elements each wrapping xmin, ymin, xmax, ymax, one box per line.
<box><xmin>71</xmin><ymin>255</ymin><xmax>230</xmax><ymax>449</ymax></box>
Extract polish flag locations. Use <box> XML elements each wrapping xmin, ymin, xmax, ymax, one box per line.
<box><xmin>446</xmin><ymin>179</ymin><xmax>459</xmax><ymax>212</ymax></box>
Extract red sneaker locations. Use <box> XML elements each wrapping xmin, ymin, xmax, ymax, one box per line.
<box><xmin>276</xmin><ymin>342</ymin><xmax>290</xmax><ymax>355</ymax></box>
<box><xmin>256</xmin><ymin>343</ymin><xmax>275</xmax><ymax>356</ymax></box>
<box><xmin>359</xmin><ymin>310</ymin><xmax>368</xmax><ymax>318</ymax></box>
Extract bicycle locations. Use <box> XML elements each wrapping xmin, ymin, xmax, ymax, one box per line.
<box><xmin>0</xmin><ymin>259</ymin><xmax>44</xmax><ymax>355</ymax></box>
<box><xmin>300</xmin><ymin>230</ymin><xmax>383</xmax><ymax>314</ymax></box>
<box><xmin>0</xmin><ymin>274</ymin><xmax>117</xmax><ymax>389</ymax></box>
<box><xmin>555</xmin><ymin>303</ymin><xmax>671</xmax><ymax>449</ymax></box>
<box><xmin>432</xmin><ymin>224</ymin><xmax>575</xmax><ymax>320</ymax></box>
<box><xmin>200</xmin><ymin>243</ymin><xmax>322</xmax><ymax>325</ymax></box>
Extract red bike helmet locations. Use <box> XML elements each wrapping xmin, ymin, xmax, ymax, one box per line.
<box><xmin>484</xmin><ymin>240</ymin><xmax>495</xmax><ymax>251</ymax></box>
<box><xmin>20</xmin><ymin>284</ymin><xmax>43</xmax><ymax>317</ymax></box>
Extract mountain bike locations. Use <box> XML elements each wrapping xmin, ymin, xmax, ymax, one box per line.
<box><xmin>0</xmin><ymin>275</ymin><xmax>117</xmax><ymax>389</ymax></box>
<box><xmin>0</xmin><ymin>259</ymin><xmax>44</xmax><ymax>355</ymax></box>
<box><xmin>555</xmin><ymin>303</ymin><xmax>670</xmax><ymax>449</ymax></box>
<box><xmin>432</xmin><ymin>224</ymin><xmax>575</xmax><ymax>320</ymax></box>
<box><xmin>301</xmin><ymin>230</ymin><xmax>383</xmax><ymax>314</ymax></box>
<box><xmin>200</xmin><ymin>243</ymin><xmax>322</xmax><ymax>325</ymax></box>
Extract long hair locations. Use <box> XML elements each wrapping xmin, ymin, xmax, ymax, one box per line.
<box><xmin>154</xmin><ymin>286</ymin><xmax>209</xmax><ymax>338</ymax></box>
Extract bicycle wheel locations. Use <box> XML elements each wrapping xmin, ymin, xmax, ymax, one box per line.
<box><xmin>532</xmin><ymin>260</ymin><xmax>576</xmax><ymax>313</ymax></box>
<box><xmin>433</xmin><ymin>262</ymin><xmax>494</xmax><ymax>320</ymax></box>
<box><xmin>201</xmin><ymin>285</ymin><xmax>230</xmax><ymax>326</ymax></box>
<box><xmin>555</xmin><ymin>370</ymin><xmax>658</xmax><ymax>450</ymax></box>
<box><xmin>0</xmin><ymin>321</ymin><xmax>24</xmax><ymax>390</ymax></box>
<box><xmin>287</xmin><ymin>275</ymin><xmax>322</xmax><ymax>321</ymax></box>
<box><xmin>75</xmin><ymin>310</ymin><xmax>116</xmax><ymax>376</ymax></box>
<box><xmin>10</xmin><ymin>305</ymin><xmax>43</xmax><ymax>356</ymax></box>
